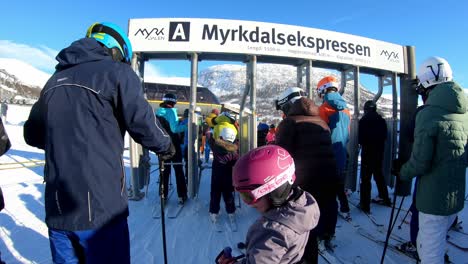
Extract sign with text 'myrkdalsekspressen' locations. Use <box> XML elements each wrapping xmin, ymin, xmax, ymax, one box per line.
<box><xmin>128</xmin><ymin>18</ymin><xmax>405</xmax><ymax>73</ymax></box>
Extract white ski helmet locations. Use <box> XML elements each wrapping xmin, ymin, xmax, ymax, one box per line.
<box><xmin>417</xmin><ymin>56</ymin><xmax>453</xmax><ymax>89</ymax></box>
<box><xmin>275</xmin><ymin>87</ymin><xmax>306</xmax><ymax>111</ymax></box>
<box><xmin>220</xmin><ymin>127</ymin><xmax>237</xmax><ymax>143</ymax></box>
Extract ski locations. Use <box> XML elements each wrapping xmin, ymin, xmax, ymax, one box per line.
<box><xmin>356</xmin><ymin>228</ymin><xmax>418</xmax><ymax>262</ymax></box>
<box><xmin>168</xmin><ymin>202</ymin><xmax>185</xmax><ymax>218</ymax></box>
<box><xmin>211</xmin><ymin>218</ymin><xmax>223</xmax><ymax>232</ymax></box>
<box><xmin>152</xmin><ymin>203</ymin><xmax>162</xmax><ymax>219</ymax></box>
<box><xmin>319</xmin><ymin>250</ymin><xmax>352</xmax><ymax>264</ymax></box>
<box><xmin>319</xmin><ymin>251</ymin><xmax>339</xmax><ymax>264</ymax></box>
<box><xmin>447</xmin><ymin>236</ymin><xmax>468</xmax><ymax>251</ymax></box>
<box><xmin>338</xmin><ymin>211</ymin><xmax>360</xmax><ymax>227</ymax></box>
<box><xmin>450</xmin><ymin>221</ymin><xmax>468</xmax><ymax>236</ymax></box>
<box><xmin>447</xmin><ymin>231</ymin><xmax>468</xmax><ymax>250</ymax></box>
<box><xmin>228</xmin><ymin>215</ymin><xmax>238</xmax><ymax>232</ymax></box>
<box><xmin>348</xmin><ymin>200</ymin><xmax>384</xmax><ymax>227</ymax></box>
<box><xmin>152</xmin><ymin>188</ymin><xmax>174</xmax><ymax>219</ymax></box>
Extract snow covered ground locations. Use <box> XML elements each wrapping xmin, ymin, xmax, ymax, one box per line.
<box><xmin>0</xmin><ymin>104</ymin><xmax>467</xmax><ymax>264</ymax></box>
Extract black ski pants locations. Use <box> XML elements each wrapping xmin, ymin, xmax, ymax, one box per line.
<box><xmin>209</xmin><ymin>159</ymin><xmax>235</xmax><ymax>214</ymax></box>
<box><xmin>359</xmin><ymin>146</ymin><xmax>389</xmax><ymax>211</ymax></box>
<box><xmin>159</xmin><ymin>143</ymin><xmax>187</xmax><ymax>200</ymax></box>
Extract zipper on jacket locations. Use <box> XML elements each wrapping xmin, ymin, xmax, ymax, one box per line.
<box><xmin>55</xmin><ymin>191</ymin><xmax>62</xmax><ymax>215</ymax></box>
<box><xmin>88</xmin><ymin>191</ymin><xmax>92</xmax><ymax>222</ymax></box>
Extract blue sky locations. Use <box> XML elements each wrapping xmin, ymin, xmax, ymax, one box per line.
<box><xmin>1</xmin><ymin>0</ymin><xmax>467</xmax><ymax>91</ymax></box>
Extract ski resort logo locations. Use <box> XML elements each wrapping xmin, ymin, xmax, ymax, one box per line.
<box><xmin>380</xmin><ymin>50</ymin><xmax>400</xmax><ymax>61</ymax></box>
<box><xmin>169</xmin><ymin>22</ymin><xmax>190</xmax><ymax>42</ymax></box>
<box><xmin>134</xmin><ymin>28</ymin><xmax>165</xmax><ymax>40</ymax></box>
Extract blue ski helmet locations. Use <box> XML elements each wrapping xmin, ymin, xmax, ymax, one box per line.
<box><xmin>86</xmin><ymin>22</ymin><xmax>133</xmax><ymax>63</ymax></box>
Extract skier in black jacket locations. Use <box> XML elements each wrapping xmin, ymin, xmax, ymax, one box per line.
<box><xmin>358</xmin><ymin>100</ymin><xmax>391</xmax><ymax>213</ymax></box>
<box><xmin>23</xmin><ymin>22</ymin><xmax>175</xmax><ymax>264</ymax></box>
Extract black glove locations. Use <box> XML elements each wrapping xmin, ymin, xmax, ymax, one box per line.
<box><xmin>159</xmin><ymin>142</ymin><xmax>176</xmax><ymax>161</ymax></box>
<box><xmin>391</xmin><ymin>158</ymin><xmax>404</xmax><ymax>178</ymax></box>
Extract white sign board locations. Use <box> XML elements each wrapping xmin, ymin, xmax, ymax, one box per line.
<box><xmin>128</xmin><ymin>18</ymin><xmax>405</xmax><ymax>73</ymax></box>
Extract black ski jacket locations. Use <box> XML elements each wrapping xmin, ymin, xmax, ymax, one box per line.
<box><xmin>23</xmin><ymin>38</ymin><xmax>171</xmax><ymax>230</ymax></box>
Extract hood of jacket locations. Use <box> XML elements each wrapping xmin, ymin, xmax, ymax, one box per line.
<box><xmin>55</xmin><ymin>38</ymin><xmax>112</xmax><ymax>71</ymax></box>
<box><xmin>323</xmin><ymin>92</ymin><xmax>347</xmax><ymax>111</ymax></box>
<box><xmin>287</xmin><ymin>97</ymin><xmax>320</xmax><ymax>117</ymax></box>
<box><xmin>262</xmin><ymin>189</ymin><xmax>320</xmax><ymax>234</ymax></box>
<box><xmin>425</xmin><ymin>82</ymin><xmax>467</xmax><ymax>114</ymax></box>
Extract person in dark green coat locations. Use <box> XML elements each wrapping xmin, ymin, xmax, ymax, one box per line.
<box><xmin>397</xmin><ymin>57</ymin><xmax>468</xmax><ymax>264</ymax></box>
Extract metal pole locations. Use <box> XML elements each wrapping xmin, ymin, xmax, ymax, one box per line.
<box><xmin>248</xmin><ymin>56</ymin><xmax>257</xmax><ymax>150</ymax></box>
<box><xmin>375</xmin><ymin>75</ymin><xmax>385</xmax><ymax>102</ymax></box>
<box><xmin>339</xmin><ymin>70</ymin><xmax>346</xmax><ymax>95</ymax></box>
<box><xmin>188</xmin><ymin>53</ymin><xmax>199</xmax><ymax>199</ymax></box>
<box><xmin>345</xmin><ymin>66</ymin><xmax>360</xmax><ymax>192</ymax></box>
<box><xmin>296</xmin><ymin>64</ymin><xmax>303</xmax><ymax>88</ymax></box>
<box><xmin>305</xmin><ymin>60</ymin><xmax>313</xmax><ymax>99</ymax></box>
<box><xmin>396</xmin><ymin>46</ymin><xmax>417</xmax><ymax>197</ymax></box>
<box><xmin>239</xmin><ymin>60</ymin><xmax>251</xmax><ymax>156</ymax></box>
<box><xmin>353</xmin><ymin>66</ymin><xmax>360</xmax><ymax>119</ymax></box>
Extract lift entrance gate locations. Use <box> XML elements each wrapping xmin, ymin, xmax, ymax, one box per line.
<box><xmin>126</xmin><ymin>18</ymin><xmax>417</xmax><ymax>200</ymax></box>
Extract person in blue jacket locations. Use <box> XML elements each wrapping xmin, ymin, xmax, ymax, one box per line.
<box><xmin>317</xmin><ymin>76</ymin><xmax>352</xmax><ymax>220</ymax></box>
<box><xmin>156</xmin><ymin>93</ymin><xmax>188</xmax><ymax>204</ymax></box>
<box><xmin>23</xmin><ymin>22</ymin><xmax>175</xmax><ymax>264</ymax></box>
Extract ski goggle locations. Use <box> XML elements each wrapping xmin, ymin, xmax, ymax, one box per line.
<box><xmin>237</xmin><ymin>189</ymin><xmax>260</xmax><ymax>205</ymax></box>
<box><xmin>235</xmin><ymin>164</ymin><xmax>295</xmax><ymax>205</ymax></box>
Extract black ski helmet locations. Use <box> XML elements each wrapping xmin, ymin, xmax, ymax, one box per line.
<box><xmin>162</xmin><ymin>93</ymin><xmax>177</xmax><ymax>105</ymax></box>
<box><xmin>364</xmin><ymin>100</ymin><xmax>377</xmax><ymax>113</ymax></box>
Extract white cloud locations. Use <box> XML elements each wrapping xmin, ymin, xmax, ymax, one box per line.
<box><xmin>0</xmin><ymin>40</ymin><xmax>57</xmax><ymax>74</ymax></box>
<box><xmin>144</xmin><ymin>62</ymin><xmax>191</xmax><ymax>86</ymax></box>
<box><xmin>144</xmin><ymin>62</ymin><xmax>163</xmax><ymax>79</ymax></box>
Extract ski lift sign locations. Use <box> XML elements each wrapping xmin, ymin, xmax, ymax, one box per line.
<box><xmin>129</xmin><ymin>18</ymin><xmax>405</xmax><ymax>73</ymax></box>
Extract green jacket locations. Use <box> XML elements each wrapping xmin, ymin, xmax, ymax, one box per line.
<box><xmin>400</xmin><ymin>82</ymin><xmax>468</xmax><ymax>216</ymax></box>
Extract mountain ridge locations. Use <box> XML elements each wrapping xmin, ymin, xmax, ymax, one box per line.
<box><xmin>0</xmin><ymin>58</ymin><xmax>393</xmax><ymax>118</ymax></box>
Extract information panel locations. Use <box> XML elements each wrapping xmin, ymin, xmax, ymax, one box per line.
<box><xmin>129</xmin><ymin>18</ymin><xmax>405</xmax><ymax>73</ymax></box>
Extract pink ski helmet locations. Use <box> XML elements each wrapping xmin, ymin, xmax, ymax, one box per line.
<box><xmin>233</xmin><ymin>145</ymin><xmax>296</xmax><ymax>206</ymax></box>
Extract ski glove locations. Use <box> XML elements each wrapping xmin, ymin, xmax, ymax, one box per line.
<box><xmin>215</xmin><ymin>247</ymin><xmax>244</xmax><ymax>264</ymax></box>
<box><xmin>158</xmin><ymin>142</ymin><xmax>176</xmax><ymax>161</ymax></box>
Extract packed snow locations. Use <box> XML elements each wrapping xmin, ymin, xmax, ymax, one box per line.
<box><xmin>0</xmin><ymin>104</ymin><xmax>467</xmax><ymax>263</ymax></box>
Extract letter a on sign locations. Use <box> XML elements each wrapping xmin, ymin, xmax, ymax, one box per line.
<box><xmin>169</xmin><ymin>22</ymin><xmax>190</xmax><ymax>42</ymax></box>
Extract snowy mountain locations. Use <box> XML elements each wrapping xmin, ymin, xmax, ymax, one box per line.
<box><xmin>0</xmin><ymin>58</ymin><xmax>50</xmax><ymax>103</ymax></box>
<box><xmin>0</xmin><ymin>58</ymin><xmax>50</xmax><ymax>88</ymax></box>
<box><xmin>198</xmin><ymin>64</ymin><xmax>394</xmax><ymax>122</ymax></box>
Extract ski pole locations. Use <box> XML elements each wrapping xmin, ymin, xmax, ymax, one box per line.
<box><xmin>397</xmin><ymin>207</ymin><xmax>411</xmax><ymax>229</ymax></box>
<box><xmin>158</xmin><ymin>156</ymin><xmax>168</xmax><ymax>264</ymax></box>
<box><xmin>381</xmin><ymin>182</ymin><xmax>403</xmax><ymax>264</ymax></box>
<box><xmin>390</xmin><ymin>196</ymin><xmax>405</xmax><ymax>232</ymax></box>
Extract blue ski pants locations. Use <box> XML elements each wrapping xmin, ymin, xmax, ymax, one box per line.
<box><xmin>48</xmin><ymin>217</ymin><xmax>130</xmax><ymax>264</ymax></box>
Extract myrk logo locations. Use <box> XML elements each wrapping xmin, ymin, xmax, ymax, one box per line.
<box><xmin>169</xmin><ymin>22</ymin><xmax>190</xmax><ymax>41</ymax></box>
<box><xmin>380</xmin><ymin>50</ymin><xmax>399</xmax><ymax>60</ymax></box>
<box><xmin>134</xmin><ymin>28</ymin><xmax>165</xmax><ymax>40</ymax></box>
